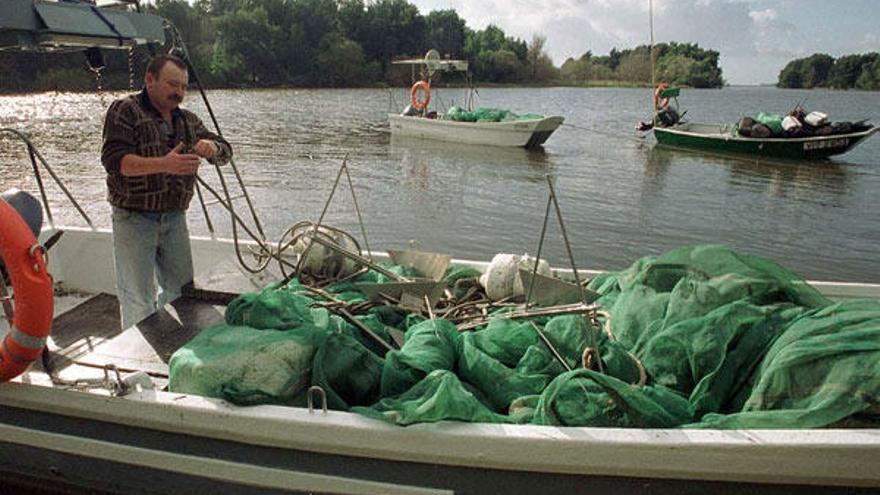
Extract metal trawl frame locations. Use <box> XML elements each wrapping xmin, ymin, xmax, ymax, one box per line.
<box><xmin>524</xmin><ymin>175</ymin><xmax>604</xmax><ymax>374</ymax></box>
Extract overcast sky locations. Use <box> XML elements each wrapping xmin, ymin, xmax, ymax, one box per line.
<box><xmin>407</xmin><ymin>0</ymin><xmax>880</xmax><ymax>85</ymax></box>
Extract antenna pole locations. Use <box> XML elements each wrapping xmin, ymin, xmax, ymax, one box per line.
<box><xmin>650</xmin><ymin>0</ymin><xmax>656</xmax><ymax>124</ymax></box>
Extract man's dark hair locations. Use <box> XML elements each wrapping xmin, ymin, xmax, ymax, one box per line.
<box><xmin>145</xmin><ymin>54</ymin><xmax>187</xmax><ymax>77</ymax></box>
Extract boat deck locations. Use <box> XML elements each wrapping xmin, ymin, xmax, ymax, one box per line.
<box><xmin>32</xmin><ymin>259</ymin><xmax>275</xmax><ymax>389</ymax></box>
<box><xmin>42</xmin><ymin>293</ymin><xmax>224</xmax><ymax>381</ymax></box>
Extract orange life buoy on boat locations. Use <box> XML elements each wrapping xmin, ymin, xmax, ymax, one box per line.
<box><xmin>410</xmin><ymin>81</ymin><xmax>431</xmax><ymax>111</ymax></box>
<box><xmin>654</xmin><ymin>83</ymin><xmax>670</xmax><ymax>110</ymax></box>
<box><xmin>0</xmin><ymin>199</ymin><xmax>53</xmax><ymax>382</ymax></box>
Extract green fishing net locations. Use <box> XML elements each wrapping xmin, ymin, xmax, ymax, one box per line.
<box><xmin>168</xmin><ymin>324</ymin><xmax>321</xmax><ymax>406</ymax></box>
<box><xmin>756</xmin><ymin>112</ymin><xmax>784</xmax><ymax>134</ymax></box>
<box><xmin>169</xmin><ymin>245</ymin><xmax>880</xmax><ymax>429</ymax></box>
<box><xmin>444</xmin><ymin>106</ymin><xmax>545</xmax><ymax>122</ymax></box>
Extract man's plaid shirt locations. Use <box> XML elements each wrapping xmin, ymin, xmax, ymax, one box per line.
<box><xmin>101</xmin><ymin>90</ymin><xmax>232</xmax><ymax>211</ymax></box>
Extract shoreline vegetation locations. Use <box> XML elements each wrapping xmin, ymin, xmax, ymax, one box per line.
<box><xmin>0</xmin><ymin>0</ymin><xmax>877</xmax><ymax>94</ymax></box>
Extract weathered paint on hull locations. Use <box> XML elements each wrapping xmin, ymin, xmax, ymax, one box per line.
<box><xmin>654</xmin><ymin>126</ymin><xmax>876</xmax><ymax>159</ymax></box>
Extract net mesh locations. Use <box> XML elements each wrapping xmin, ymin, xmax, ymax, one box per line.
<box><xmin>169</xmin><ymin>245</ymin><xmax>880</xmax><ymax>429</ymax></box>
<box><xmin>443</xmin><ymin>106</ymin><xmax>544</xmax><ymax>122</ymax></box>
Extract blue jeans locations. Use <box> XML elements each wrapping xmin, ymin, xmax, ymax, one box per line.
<box><xmin>111</xmin><ymin>207</ymin><xmax>193</xmax><ymax>329</ymax></box>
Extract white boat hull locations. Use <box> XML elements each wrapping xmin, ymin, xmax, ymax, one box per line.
<box><xmin>1</xmin><ymin>227</ymin><xmax>879</xmax><ymax>494</ymax></box>
<box><xmin>389</xmin><ymin>113</ymin><xmax>564</xmax><ymax>148</ymax></box>
<box><xmin>3</xmin><ymin>380</ymin><xmax>879</xmax><ymax>494</ymax></box>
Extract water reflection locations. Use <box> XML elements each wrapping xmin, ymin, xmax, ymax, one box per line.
<box><xmin>645</xmin><ymin>146</ymin><xmax>850</xmax><ymax>201</ymax></box>
<box><xmin>390</xmin><ymin>134</ymin><xmax>553</xmax><ymax>180</ymax></box>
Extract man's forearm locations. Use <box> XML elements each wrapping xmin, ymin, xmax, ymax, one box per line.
<box><xmin>120</xmin><ymin>154</ymin><xmax>166</xmax><ymax>176</ymax></box>
<box><xmin>207</xmin><ymin>138</ymin><xmax>232</xmax><ymax>166</ymax></box>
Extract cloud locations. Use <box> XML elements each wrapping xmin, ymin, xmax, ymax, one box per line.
<box><xmin>748</xmin><ymin>8</ymin><xmax>776</xmax><ymax>26</ymax></box>
<box><xmin>745</xmin><ymin>8</ymin><xmax>801</xmax><ymax>58</ymax></box>
<box><xmin>407</xmin><ymin>0</ymin><xmax>879</xmax><ymax>84</ymax></box>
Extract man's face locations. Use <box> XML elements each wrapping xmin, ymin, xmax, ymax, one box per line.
<box><xmin>146</xmin><ymin>61</ymin><xmax>188</xmax><ymax>113</ymax></box>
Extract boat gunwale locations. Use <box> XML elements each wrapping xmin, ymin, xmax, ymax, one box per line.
<box><xmin>1</xmin><ymin>380</ymin><xmax>879</xmax><ymax>488</ymax></box>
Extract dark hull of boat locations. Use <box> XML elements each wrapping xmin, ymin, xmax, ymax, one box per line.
<box><xmin>1</xmin><ymin>404</ymin><xmax>877</xmax><ymax>495</ymax></box>
<box><xmin>654</xmin><ymin>125</ymin><xmax>878</xmax><ymax>159</ymax></box>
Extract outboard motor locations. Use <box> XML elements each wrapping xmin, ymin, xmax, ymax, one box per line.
<box><xmin>1</xmin><ymin>189</ymin><xmax>43</xmax><ymax>238</ymax></box>
<box><xmin>657</xmin><ymin>106</ymin><xmax>680</xmax><ymax>127</ymax></box>
<box><xmin>0</xmin><ymin>189</ymin><xmax>43</xmax><ymax>284</ymax></box>
<box><xmin>401</xmin><ymin>104</ymin><xmax>421</xmax><ymax>117</ymax></box>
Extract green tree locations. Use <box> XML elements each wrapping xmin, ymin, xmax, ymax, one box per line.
<box><xmin>685</xmin><ymin>58</ymin><xmax>722</xmax><ymax>87</ymax></box>
<box><xmin>594</xmin><ymin>48</ymin><xmax>621</xmax><ymax>71</ymax></box>
<box><xmin>777</xmin><ymin>53</ymin><xmax>834</xmax><ymax>88</ymax></box>
<box><xmin>526</xmin><ymin>35</ymin><xmax>558</xmax><ymax>82</ymax></box>
<box><xmin>149</xmin><ymin>0</ymin><xmax>217</xmax><ymax>82</ymax></box>
<box><xmin>559</xmin><ymin>57</ymin><xmax>581</xmax><ymax>82</ymax></box>
<box><xmin>616</xmin><ymin>45</ymin><xmax>651</xmax><ymax>82</ymax></box>
<box><xmin>473</xmin><ymin>49</ymin><xmax>521</xmax><ymax>82</ymax></box>
<box><xmin>424</xmin><ymin>10</ymin><xmax>466</xmax><ymax>59</ymax></box>
<box><xmin>855</xmin><ymin>56</ymin><xmax>880</xmax><ymax>90</ymax></box>
<box><xmin>361</xmin><ymin>0</ymin><xmax>425</xmax><ymax>76</ymax></box>
<box><xmin>653</xmin><ymin>43</ymin><xmax>721</xmax><ymax>87</ymax></box>
<box><xmin>657</xmin><ymin>54</ymin><xmax>694</xmax><ymax>86</ymax></box>
<box><xmin>337</xmin><ymin>0</ymin><xmax>367</xmax><ymax>43</ymax></box>
<box><xmin>292</xmin><ymin>0</ymin><xmax>339</xmax><ymax>54</ymax></box>
<box><xmin>829</xmin><ymin>53</ymin><xmax>879</xmax><ymax>89</ymax></box>
<box><xmin>830</xmin><ymin>54</ymin><xmax>866</xmax><ymax>88</ymax></box>
<box><xmin>464</xmin><ymin>24</ymin><xmax>505</xmax><ymax>56</ymax></box>
<box><xmin>316</xmin><ymin>33</ymin><xmax>368</xmax><ymax>86</ymax></box>
<box><xmin>804</xmin><ymin>53</ymin><xmax>834</xmax><ymax>88</ymax></box>
<box><xmin>212</xmin><ymin>6</ymin><xmax>284</xmax><ymax>85</ymax></box>
<box><xmin>559</xmin><ymin>42</ymin><xmax>722</xmax><ymax>87</ymax></box>
<box><xmin>778</xmin><ymin>59</ymin><xmax>805</xmax><ymax>88</ymax></box>
<box><xmin>463</xmin><ymin>25</ymin><xmax>528</xmax><ymax>82</ymax></box>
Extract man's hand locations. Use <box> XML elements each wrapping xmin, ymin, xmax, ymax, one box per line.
<box><xmin>164</xmin><ymin>142</ymin><xmax>201</xmax><ymax>175</ymax></box>
<box><xmin>192</xmin><ymin>139</ymin><xmax>219</xmax><ymax>160</ymax></box>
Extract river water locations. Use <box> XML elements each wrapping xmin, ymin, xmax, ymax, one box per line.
<box><xmin>1</xmin><ymin>86</ymin><xmax>878</xmax><ymax>283</ymax></box>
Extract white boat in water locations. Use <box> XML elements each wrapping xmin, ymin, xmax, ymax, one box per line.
<box><xmin>2</xmin><ymin>3</ymin><xmax>880</xmax><ymax>494</ymax></box>
<box><xmin>389</xmin><ymin>112</ymin><xmax>565</xmax><ymax>148</ymax></box>
<box><xmin>2</xmin><ymin>226</ymin><xmax>879</xmax><ymax>494</ymax></box>
<box><xmin>388</xmin><ymin>51</ymin><xmax>564</xmax><ymax>148</ymax></box>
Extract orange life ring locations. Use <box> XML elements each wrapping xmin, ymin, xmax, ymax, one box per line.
<box><xmin>654</xmin><ymin>83</ymin><xmax>670</xmax><ymax>110</ymax></box>
<box><xmin>410</xmin><ymin>81</ymin><xmax>431</xmax><ymax>111</ymax></box>
<box><xmin>0</xmin><ymin>199</ymin><xmax>53</xmax><ymax>382</ymax></box>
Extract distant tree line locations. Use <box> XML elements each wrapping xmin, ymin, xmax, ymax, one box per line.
<box><xmin>777</xmin><ymin>53</ymin><xmax>880</xmax><ymax>90</ymax></box>
<box><xmin>559</xmin><ymin>42</ymin><xmax>723</xmax><ymax>88</ymax></box>
<box><xmin>0</xmin><ymin>0</ymin><xmax>724</xmax><ymax>92</ymax></box>
<box><xmin>153</xmin><ymin>0</ymin><xmax>556</xmax><ymax>87</ymax></box>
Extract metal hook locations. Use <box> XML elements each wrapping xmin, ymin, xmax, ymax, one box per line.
<box><xmin>28</xmin><ymin>244</ymin><xmax>47</xmax><ymax>272</ymax></box>
<box><xmin>104</xmin><ymin>364</ymin><xmax>125</xmax><ymax>395</ymax></box>
<box><xmin>307</xmin><ymin>385</ymin><xmax>328</xmax><ymax>414</ymax></box>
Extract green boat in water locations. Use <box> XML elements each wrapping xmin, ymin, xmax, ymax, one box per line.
<box><xmin>653</xmin><ymin>122</ymin><xmax>879</xmax><ymax>159</ymax></box>
<box><xmin>641</xmin><ymin>85</ymin><xmax>879</xmax><ymax>160</ymax></box>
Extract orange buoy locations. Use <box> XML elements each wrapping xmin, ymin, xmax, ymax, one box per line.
<box><xmin>0</xmin><ymin>199</ymin><xmax>53</xmax><ymax>381</ymax></box>
<box><xmin>410</xmin><ymin>80</ymin><xmax>431</xmax><ymax>111</ymax></box>
<box><xmin>654</xmin><ymin>83</ymin><xmax>670</xmax><ymax>110</ymax></box>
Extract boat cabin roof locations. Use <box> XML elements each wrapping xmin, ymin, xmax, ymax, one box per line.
<box><xmin>0</xmin><ymin>0</ymin><xmax>164</xmax><ymax>51</ymax></box>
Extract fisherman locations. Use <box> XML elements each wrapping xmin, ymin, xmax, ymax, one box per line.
<box><xmin>101</xmin><ymin>54</ymin><xmax>232</xmax><ymax>329</ymax></box>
